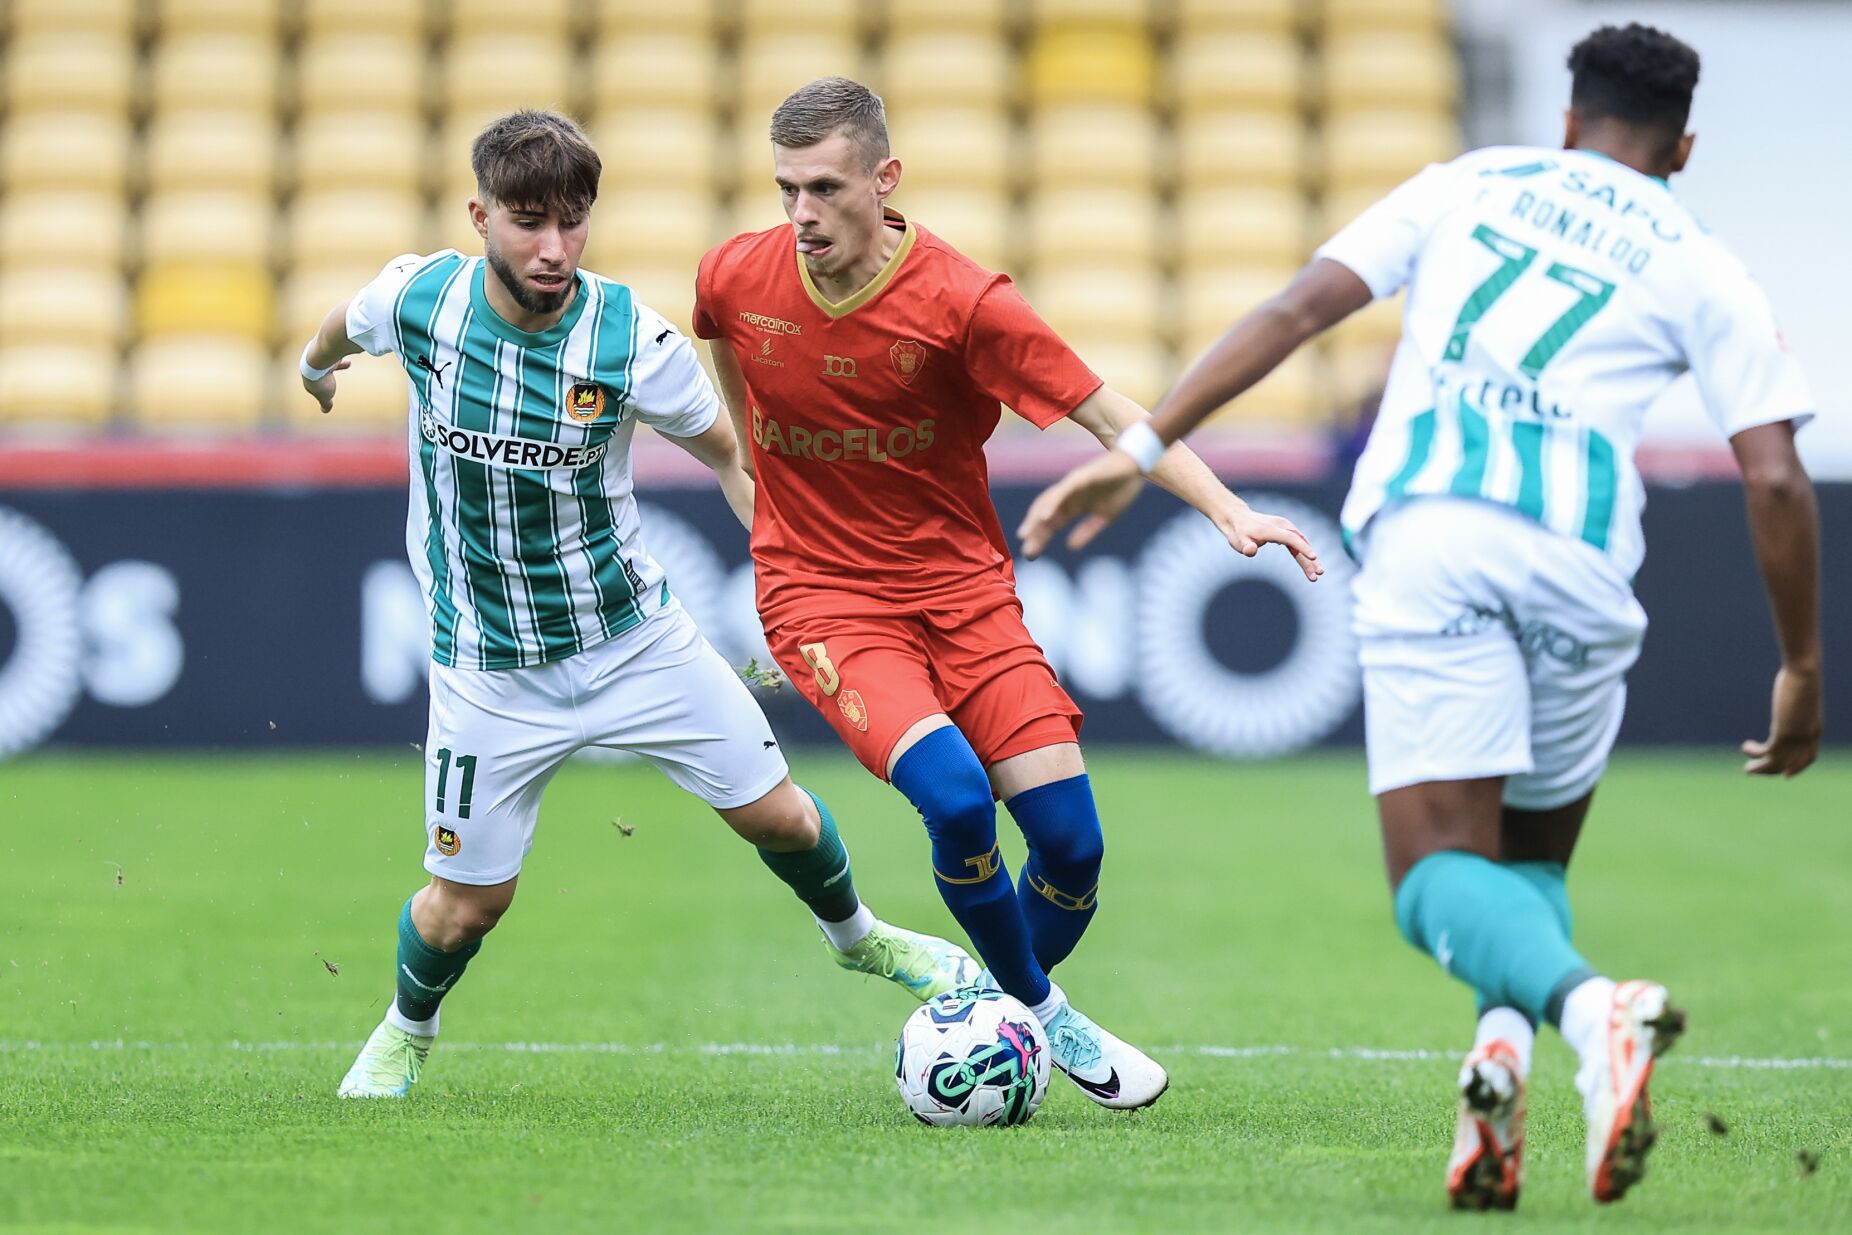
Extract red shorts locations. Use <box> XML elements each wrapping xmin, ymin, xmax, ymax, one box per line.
<box><xmin>765</xmin><ymin>599</ymin><xmax>1083</xmax><ymax>779</ymax></box>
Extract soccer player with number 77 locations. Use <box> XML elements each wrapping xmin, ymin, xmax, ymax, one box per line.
<box><xmin>694</xmin><ymin>78</ymin><xmax>1323</xmax><ymax>1113</ymax></box>
<box><xmin>1020</xmin><ymin>23</ymin><xmax>1822</xmax><ymax>1208</ymax></box>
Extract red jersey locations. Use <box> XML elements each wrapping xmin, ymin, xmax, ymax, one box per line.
<box><xmin>693</xmin><ymin>210</ymin><xmax>1102</xmax><ymax>627</ymax></box>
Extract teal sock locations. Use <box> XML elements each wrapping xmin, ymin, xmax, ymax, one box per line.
<box><xmin>394</xmin><ymin>897</ymin><xmax>479</xmax><ymax>1024</ymax></box>
<box><xmin>756</xmin><ymin>787</ymin><xmax>861</xmax><ymax>923</ymax></box>
<box><xmin>1476</xmin><ymin>860</ymin><xmax>1574</xmax><ymax>1021</ymax></box>
<box><xmin>1394</xmin><ymin>851</ymin><xmax>1595</xmax><ymax>1026</ymax></box>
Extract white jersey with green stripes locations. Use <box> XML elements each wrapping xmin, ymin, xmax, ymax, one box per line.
<box><xmin>346</xmin><ymin>250</ymin><xmax>720</xmax><ymax>670</ymax></box>
<box><xmin>1319</xmin><ymin>145</ymin><xmax>1814</xmax><ymax>579</ymax></box>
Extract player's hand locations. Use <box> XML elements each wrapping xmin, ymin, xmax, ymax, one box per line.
<box><xmin>302</xmin><ymin>359</ymin><xmax>352</xmax><ymax>415</ymax></box>
<box><xmin>1018</xmin><ymin>451</ymin><xmax>1144</xmax><ymax>558</ymax></box>
<box><xmin>1215</xmin><ymin>503</ymin><xmax>1324</xmax><ymax>582</ymax></box>
<box><xmin>1742</xmin><ymin>663</ymin><xmax>1822</xmax><ymax>777</ymax></box>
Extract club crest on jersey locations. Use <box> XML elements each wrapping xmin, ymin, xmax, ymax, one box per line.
<box><xmin>889</xmin><ymin>340</ymin><xmax>926</xmax><ymax>385</ymax></box>
<box><xmin>566</xmin><ymin>382</ymin><xmax>606</xmax><ymax>423</ymax></box>
<box><xmin>838</xmin><ymin>689</ymin><xmax>869</xmax><ymax>732</ymax></box>
<box><xmin>433</xmin><ymin>826</ymin><xmax>461</xmax><ymax>856</ymax></box>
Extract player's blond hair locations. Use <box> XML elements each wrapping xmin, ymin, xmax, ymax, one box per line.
<box><xmin>769</xmin><ymin>77</ymin><xmax>890</xmax><ymax>170</ymax></box>
<box><xmin>471</xmin><ymin>109</ymin><xmax>602</xmax><ymax>217</ymax></box>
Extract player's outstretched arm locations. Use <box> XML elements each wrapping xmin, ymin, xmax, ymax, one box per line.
<box><xmin>1018</xmin><ymin>259</ymin><xmax>1369</xmax><ymax>560</ymax></box>
<box><xmin>299</xmin><ymin>299</ymin><xmax>364</xmax><ymax>414</ymax></box>
<box><xmin>1731</xmin><ymin>420</ymin><xmax>1823</xmax><ymax>776</ymax></box>
<box><xmin>1058</xmin><ymin>386</ymin><xmax>1322</xmax><ymax>580</ymax></box>
<box><xmin>666</xmin><ymin>410</ymin><xmax>756</xmax><ymax>531</ymax></box>
<box><xmin>707</xmin><ymin>342</ymin><xmax>755</xmax><ymax>480</ymax></box>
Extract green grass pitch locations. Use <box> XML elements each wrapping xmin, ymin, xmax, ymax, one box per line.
<box><xmin>3</xmin><ymin>750</ymin><xmax>1848</xmax><ymax>1233</ymax></box>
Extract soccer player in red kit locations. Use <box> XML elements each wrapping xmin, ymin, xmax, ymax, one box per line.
<box><xmin>693</xmin><ymin>78</ymin><xmax>1322</xmax><ymax>1110</ymax></box>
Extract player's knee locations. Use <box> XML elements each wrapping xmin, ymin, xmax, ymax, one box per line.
<box><xmin>1042</xmin><ymin>818</ymin><xmax>1104</xmax><ymax>876</ymax></box>
<box><xmin>1007</xmin><ymin>775</ymin><xmax>1103</xmax><ymax>875</ymax></box>
<box><xmin>720</xmin><ymin>781</ymin><xmax>820</xmax><ymax>852</ymax></box>
<box><xmin>421</xmin><ymin>880</ymin><xmax>514</xmax><ymax>949</ymax></box>
<box><xmin>893</xmin><ymin>733</ymin><xmax>997</xmax><ymax>854</ymax></box>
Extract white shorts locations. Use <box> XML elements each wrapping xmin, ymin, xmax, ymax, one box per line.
<box><xmin>420</xmin><ymin>599</ymin><xmax>789</xmax><ymax>884</ymax></box>
<box><xmin>1351</xmin><ymin>497</ymin><xmax>1648</xmax><ymax>810</ymax></box>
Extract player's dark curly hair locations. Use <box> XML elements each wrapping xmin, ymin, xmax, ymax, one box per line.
<box><xmin>1568</xmin><ymin>24</ymin><xmax>1700</xmax><ymax>143</ymax></box>
<box><xmin>471</xmin><ymin>109</ymin><xmax>601</xmax><ymax>217</ymax></box>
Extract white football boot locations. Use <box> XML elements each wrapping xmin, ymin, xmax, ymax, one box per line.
<box><xmin>1580</xmin><ymin>980</ymin><xmax>1686</xmax><ymax>1203</ymax></box>
<box><xmin>338</xmin><ymin>1018</ymin><xmax>433</xmax><ymax>1098</ymax></box>
<box><xmin>1447</xmin><ymin>1040</ymin><xmax>1526</xmax><ymax>1210</ymax></box>
<box><xmin>1040</xmin><ymin>1001</ymin><xmax>1169</xmax><ymax>1110</ymax></box>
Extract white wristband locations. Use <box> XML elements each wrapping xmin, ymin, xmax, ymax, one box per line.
<box><xmin>1115</xmin><ymin>420</ymin><xmax>1166</xmax><ymax>474</ymax></box>
<box><xmin>299</xmin><ymin>343</ymin><xmax>335</xmax><ymax>382</ymax></box>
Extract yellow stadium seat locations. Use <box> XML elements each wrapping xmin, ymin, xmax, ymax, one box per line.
<box><xmin>283</xmin><ymin>191</ymin><xmax>425</xmax><ymax>270</ymax></box>
<box><xmin>126</xmin><ymin>336</ymin><xmax>269</xmax><ymax>430</ymax></box>
<box><xmin>150</xmin><ymin>0</ymin><xmax>281</xmax><ymax>37</ymax></box>
<box><xmin>1330</xmin><ymin>336</ymin><xmax>1398</xmax><ymax>408</ymax></box>
<box><xmin>148</xmin><ymin>34</ymin><xmax>279</xmax><ymax>112</ymax></box>
<box><xmin>726</xmin><ymin>124</ymin><xmax>784</xmax><ymax>200</ymax></box>
<box><xmin>1329</xmin><ymin>293</ymin><xmax>1403</xmax><ymax>348</ymax></box>
<box><xmin>441</xmin><ymin>35</ymin><xmax>576</xmax><ymax>119</ymax></box>
<box><xmin>722</xmin><ymin>194</ymin><xmax>793</xmax><ymax>243</ymax></box>
<box><xmin>1025</xmin><ymin>28</ymin><xmax>1156</xmax><ymax>108</ymax></box>
<box><xmin>9</xmin><ymin>0</ymin><xmax>137</xmax><ymax>36</ymax></box>
<box><xmin>296</xmin><ymin>36</ymin><xmax>429</xmax><ymax>114</ymax></box>
<box><xmin>300</xmin><ymin>0</ymin><xmax>424</xmax><ymax>39</ymax></box>
<box><xmin>737</xmin><ymin>0</ymin><xmax>864</xmax><ymax>36</ymax></box>
<box><xmin>140</xmin><ymin>191</ymin><xmax>272</xmax><ymax>265</ymax></box>
<box><xmin>1028</xmin><ymin>105</ymin><xmax>1160</xmax><ymax>189</ymax></box>
<box><xmin>590</xmin><ymin>0</ymin><xmax>719</xmax><ymax>36</ymax></box>
<box><xmin>1026</xmin><ymin>264</ymin><xmax>1165</xmax><ymax>339</ymax></box>
<box><xmin>1171</xmin><ymin>32</ymin><xmax>1302</xmax><ymax>113</ymax></box>
<box><xmin>1212</xmin><ymin>346</ymin><xmax>1325</xmax><ymax>422</ymax></box>
<box><xmin>1173</xmin><ymin>0</ymin><xmax>1298</xmax><ymax>35</ymax></box>
<box><xmin>1321</xmin><ymin>110</ymin><xmax>1460</xmax><ymax>192</ymax></box>
<box><xmin>278</xmin><ymin>264</ymin><xmax>378</xmax><ymax>346</ymax></box>
<box><xmin>1023</xmin><ymin>189</ymin><xmax>1160</xmax><ymax>270</ymax></box>
<box><xmin>424</xmin><ymin>202</ymin><xmax>486</xmax><ymax>259</ymax></box>
<box><xmin>0</xmin><ymin>192</ymin><xmax>129</xmax><ymax>271</ymax></box>
<box><xmin>583</xmin><ymin>189</ymin><xmax>717</xmax><ymax>275</ymax></box>
<box><xmin>137</xmin><ymin>262</ymin><xmax>274</xmax><ymax>340</ymax></box>
<box><xmin>0</xmin><ymin>111</ymin><xmax>131</xmax><ymax>194</ymax></box>
<box><xmin>880</xmin><ymin>32</ymin><xmax>1013</xmax><ymax>110</ymax></box>
<box><xmin>1177</xmin><ymin>187</ymin><xmax>1309</xmax><ymax>268</ymax></box>
<box><xmin>292</xmin><ymin>111</ymin><xmax>427</xmax><ymax>193</ymax></box>
<box><xmin>587</xmin><ymin>110</ymin><xmax>722</xmax><ymax>191</ymax></box>
<box><xmin>279</xmin><ymin>347</ymin><xmax>413</xmax><ymax>431</ymax></box>
<box><xmin>736</xmin><ymin>33</ymin><xmax>865</xmax><ymax>117</ymax></box>
<box><xmin>889</xmin><ymin>189</ymin><xmax>1010</xmax><ymax>272</ymax></box>
<box><xmin>444</xmin><ymin>0</ymin><xmax>575</xmax><ymax>37</ymax></box>
<box><xmin>143</xmin><ymin>111</ymin><xmax>277</xmax><ymax>194</ymax></box>
<box><xmin>0</xmin><ymin>269</ymin><xmax>129</xmax><ymax>346</ymax></box>
<box><xmin>1059</xmin><ymin>336</ymin><xmax>1171</xmax><ymax>409</ymax></box>
<box><xmin>1174</xmin><ymin>109</ymin><xmax>1306</xmax><ymax>189</ymax></box>
<box><xmin>1322</xmin><ymin>0</ymin><xmax>1449</xmax><ymax>35</ymax></box>
<box><xmin>1177</xmin><ymin>263</ymin><xmax>1296</xmax><ymax>354</ymax></box>
<box><xmin>882</xmin><ymin>0</ymin><xmax>1009</xmax><ymax>35</ymax></box>
<box><xmin>888</xmin><ymin>108</ymin><xmax>1011</xmax><ymax>192</ymax></box>
<box><xmin>614</xmin><ymin>265</ymin><xmax>700</xmax><ymax>340</ymax></box>
<box><xmin>1321</xmin><ymin>32</ymin><xmax>1461</xmax><ymax>113</ymax></box>
<box><xmin>1027</xmin><ymin>0</ymin><xmax>1145</xmax><ymax>25</ymax></box>
<box><xmin>4</xmin><ymin>34</ymin><xmax>136</xmax><ymax>115</ymax></box>
<box><xmin>0</xmin><ymin>344</ymin><xmax>119</xmax><ymax>428</ymax></box>
<box><xmin>589</xmin><ymin>35</ymin><xmax>720</xmax><ymax>115</ymax></box>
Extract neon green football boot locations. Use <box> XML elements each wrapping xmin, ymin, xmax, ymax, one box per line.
<box><xmin>337</xmin><ymin>1019</ymin><xmax>434</xmax><ymax>1098</ymax></box>
<box><xmin>828</xmin><ymin>920</ymin><xmax>978</xmax><ymax>1002</ymax></box>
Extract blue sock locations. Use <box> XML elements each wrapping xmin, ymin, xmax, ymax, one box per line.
<box><xmin>890</xmin><ymin>727</ymin><xmax>1050</xmax><ymax>1007</ymax></box>
<box><xmin>1394</xmin><ymin>851</ymin><xmax>1595</xmax><ymax>1026</ymax></box>
<box><xmin>1004</xmin><ymin>774</ymin><xmax>1103</xmax><ymax>971</ymax></box>
<box><xmin>394</xmin><ymin>897</ymin><xmax>479</xmax><ymax>1024</ymax></box>
<box><xmin>1476</xmin><ymin>860</ymin><xmax>1574</xmax><ymax>1023</ymax></box>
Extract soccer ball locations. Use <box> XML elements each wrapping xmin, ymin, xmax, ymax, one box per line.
<box><xmin>895</xmin><ymin>988</ymin><xmax>1050</xmax><ymax>1127</ymax></box>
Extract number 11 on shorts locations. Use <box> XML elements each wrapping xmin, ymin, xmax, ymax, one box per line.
<box><xmin>434</xmin><ymin>747</ymin><xmax>477</xmax><ymax>819</ymax></box>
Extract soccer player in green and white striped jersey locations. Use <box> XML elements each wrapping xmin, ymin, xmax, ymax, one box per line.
<box><xmin>299</xmin><ymin>110</ymin><xmax>975</xmax><ymax>1100</ymax></box>
<box><xmin>1021</xmin><ymin>25</ymin><xmax>1822</xmax><ymax>1210</ymax></box>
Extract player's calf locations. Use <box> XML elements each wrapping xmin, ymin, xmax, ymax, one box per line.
<box><xmin>1004</xmin><ymin>773</ymin><xmax>1103</xmax><ymax>972</ymax></box>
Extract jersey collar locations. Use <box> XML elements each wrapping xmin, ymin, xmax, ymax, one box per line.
<box><xmin>796</xmin><ymin>208</ymin><xmax>916</xmax><ymax>320</ymax></box>
<box><xmin>469</xmin><ymin>260</ymin><xmax>591</xmax><ymax>347</ymax></box>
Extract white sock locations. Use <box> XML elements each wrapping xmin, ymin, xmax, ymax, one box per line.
<box><xmin>1474</xmin><ymin>1006</ymin><xmax>1535</xmax><ymax>1076</ymax></box>
<box><xmin>1029</xmin><ymin>981</ymin><xmax>1066</xmax><ymax>1028</ymax></box>
<box><xmin>385</xmin><ymin>1000</ymin><xmax>439</xmax><ymax>1038</ymax></box>
<box><xmin>1558</xmin><ymin>975</ymin><xmax>1618</xmax><ymax>1070</ymax></box>
<box><xmin>815</xmin><ymin>901</ymin><xmax>876</xmax><ymax>952</ymax></box>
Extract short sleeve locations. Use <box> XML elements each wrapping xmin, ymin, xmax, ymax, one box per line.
<box><xmin>1682</xmin><ymin>254</ymin><xmax>1816</xmax><ymax>439</ymax></box>
<box><xmin>625</xmin><ymin>300</ymin><xmax>722</xmax><ymax>438</ymax></box>
<box><xmin>1314</xmin><ymin>162</ymin><xmax>1466</xmax><ymax>300</ymax></box>
<box><xmin>963</xmin><ymin>278</ymin><xmax>1103</xmax><ymax>429</ymax></box>
<box><xmin>343</xmin><ymin>252</ymin><xmax>429</xmax><ymax>357</ymax></box>
<box><xmin>691</xmin><ymin>244</ymin><xmax>725</xmax><ymax>340</ymax></box>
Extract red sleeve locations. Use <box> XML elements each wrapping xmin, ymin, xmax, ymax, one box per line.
<box><xmin>691</xmin><ymin>244</ymin><xmax>726</xmax><ymax>340</ymax></box>
<box><xmin>962</xmin><ymin>276</ymin><xmax>1103</xmax><ymax>429</ymax></box>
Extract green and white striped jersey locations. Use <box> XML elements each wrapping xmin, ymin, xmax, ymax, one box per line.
<box><xmin>1321</xmin><ymin>146</ymin><xmax>1814</xmax><ymax>579</ymax></box>
<box><xmin>347</xmin><ymin>250</ymin><xmax>720</xmax><ymax>670</ymax></box>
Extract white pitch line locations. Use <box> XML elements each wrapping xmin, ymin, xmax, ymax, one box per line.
<box><xmin>1</xmin><ymin>1039</ymin><xmax>1847</xmax><ymax>1070</ymax></box>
